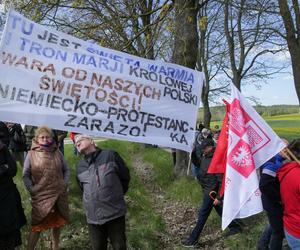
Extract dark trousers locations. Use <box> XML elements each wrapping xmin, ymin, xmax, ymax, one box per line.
<box><xmin>267</xmin><ymin>213</ymin><xmax>284</xmax><ymax>250</ymax></box>
<box><xmin>257</xmin><ymin>224</ymin><xmax>272</xmax><ymax>250</ymax></box>
<box><xmin>189</xmin><ymin>193</ymin><xmax>241</xmax><ymax>242</ymax></box>
<box><xmin>88</xmin><ymin>216</ymin><xmax>126</xmax><ymax>250</ymax></box>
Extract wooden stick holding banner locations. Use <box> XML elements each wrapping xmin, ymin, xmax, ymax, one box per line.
<box><xmin>286</xmin><ymin>148</ymin><xmax>300</xmax><ymax>165</ymax></box>
<box><xmin>187</xmin><ymin>152</ymin><xmax>192</xmax><ymax>176</ymax></box>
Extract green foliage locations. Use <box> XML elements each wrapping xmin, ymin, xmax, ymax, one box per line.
<box><xmin>142</xmin><ymin>147</ymin><xmax>174</xmax><ymax>188</ymax></box>
<box><xmin>165</xmin><ymin>177</ymin><xmax>202</xmax><ymax>206</ymax></box>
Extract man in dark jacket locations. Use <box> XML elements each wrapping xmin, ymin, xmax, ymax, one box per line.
<box><xmin>6</xmin><ymin>123</ymin><xmax>27</xmax><ymax>166</ymax></box>
<box><xmin>23</xmin><ymin>125</ymin><xmax>36</xmax><ymax>151</ymax></box>
<box><xmin>257</xmin><ymin>148</ymin><xmax>287</xmax><ymax>250</ymax></box>
<box><xmin>0</xmin><ymin>139</ymin><xmax>26</xmax><ymax>249</ymax></box>
<box><xmin>75</xmin><ymin>134</ymin><xmax>130</xmax><ymax>250</ymax></box>
<box><xmin>0</xmin><ymin>121</ymin><xmax>9</xmax><ymax>147</ymax></box>
<box><xmin>182</xmin><ymin>139</ymin><xmax>242</xmax><ymax>247</ymax></box>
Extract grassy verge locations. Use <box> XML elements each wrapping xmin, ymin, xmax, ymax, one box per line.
<box><xmin>141</xmin><ymin>147</ymin><xmax>269</xmax><ymax>249</ymax></box>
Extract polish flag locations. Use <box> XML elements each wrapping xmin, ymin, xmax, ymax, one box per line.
<box><xmin>207</xmin><ymin>100</ymin><xmax>230</xmax><ymax>197</ymax></box>
<box><xmin>222</xmin><ymin>84</ymin><xmax>286</xmax><ymax>229</ymax></box>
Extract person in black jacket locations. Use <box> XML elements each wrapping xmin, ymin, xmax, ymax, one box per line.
<box><xmin>75</xmin><ymin>134</ymin><xmax>130</xmax><ymax>250</ymax></box>
<box><xmin>0</xmin><ymin>121</ymin><xmax>9</xmax><ymax>147</ymax></box>
<box><xmin>6</xmin><ymin>123</ymin><xmax>27</xmax><ymax>166</ymax></box>
<box><xmin>0</xmin><ymin>139</ymin><xmax>26</xmax><ymax>249</ymax></box>
<box><xmin>257</xmin><ymin>142</ymin><xmax>288</xmax><ymax>250</ymax></box>
<box><xmin>182</xmin><ymin>139</ymin><xmax>242</xmax><ymax>247</ymax></box>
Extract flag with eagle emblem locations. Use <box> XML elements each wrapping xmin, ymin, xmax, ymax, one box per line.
<box><xmin>221</xmin><ymin>84</ymin><xmax>286</xmax><ymax>230</ymax></box>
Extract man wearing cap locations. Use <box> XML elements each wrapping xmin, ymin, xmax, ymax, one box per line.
<box><xmin>182</xmin><ymin>138</ymin><xmax>242</xmax><ymax>247</ymax></box>
<box><xmin>75</xmin><ymin>134</ymin><xmax>130</xmax><ymax>250</ymax></box>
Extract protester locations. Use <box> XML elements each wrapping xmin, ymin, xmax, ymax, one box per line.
<box><xmin>214</xmin><ymin>124</ymin><xmax>220</xmax><ymax>132</ymax></box>
<box><xmin>0</xmin><ymin>139</ymin><xmax>26</xmax><ymax>250</ymax></box>
<box><xmin>6</xmin><ymin>122</ymin><xmax>27</xmax><ymax>166</ymax></box>
<box><xmin>212</xmin><ymin>130</ymin><xmax>220</xmax><ymax>145</ymax></box>
<box><xmin>70</xmin><ymin>132</ymin><xmax>79</xmax><ymax>155</ymax></box>
<box><xmin>277</xmin><ymin>139</ymin><xmax>300</xmax><ymax>249</ymax></box>
<box><xmin>75</xmin><ymin>134</ymin><xmax>130</xmax><ymax>250</ymax></box>
<box><xmin>257</xmin><ymin>140</ymin><xmax>288</xmax><ymax>250</ymax></box>
<box><xmin>54</xmin><ymin>130</ymin><xmax>68</xmax><ymax>155</ymax></box>
<box><xmin>23</xmin><ymin>126</ymin><xmax>70</xmax><ymax>250</ymax></box>
<box><xmin>171</xmin><ymin>148</ymin><xmax>176</xmax><ymax>166</ymax></box>
<box><xmin>23</xmin><ymin>125</ymin><xmax>37</xmax><ymax>151</ymax></box>
<box><xmin>182</xmin><ymin>139</ymin><xmax>242</xmax><ymax>247</ymax></box>
<box><xmin>197</xmin><ymin>123</ymin><xmax>205</xmax><ymax>132</ymax></box>
<box><xmin>0</xmin><ymin>121</ymin><xmax>10</xmax><ymax>147</ymax></box>
<box><xmin>192</xmin><ymin>127</ymin><xmax>210</xmax><ymax>177</ymax></box>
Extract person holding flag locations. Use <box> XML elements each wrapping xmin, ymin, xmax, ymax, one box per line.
<box><xmin>277</xmin><ymin>139</ymin><xmax>300</xmax><ymax>249</ymax></box>
<box><xmin>257</xmin><ymin>139</ymin><xmax>288</xmax><ymax>250</ymax></box>
<box><xmin>218</xmin><ymin>84</ymin><xmax>286</xmax><ymax>231</ymax></box>
<box><xmin>182</xmin><ymin>138</ymin><xmax>242</xmax><ymax>247</ymax></box>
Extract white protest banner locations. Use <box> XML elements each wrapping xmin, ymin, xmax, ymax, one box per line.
<box><xmin>222</xmin><ymin>84</ymin><xmax>286</xmax><ymax>229</ymax></box>
<box><xmin>0</xmin><ymin>10</ymin><xmax>203</xmax><ymax>152</ymax></box>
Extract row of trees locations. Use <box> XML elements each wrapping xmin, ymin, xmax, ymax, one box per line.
<box><xmin>1</xmin><ymin>0</ymin><xmax>300</xmax><ymax>176</ymax></box>
<box><xmin>200</xmin><ymin>104</ymin><xmax>299</xmax><ymax>122</ymax></box>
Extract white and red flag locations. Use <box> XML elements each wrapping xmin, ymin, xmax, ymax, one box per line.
<box><xmin>221</xmin><ymin>84</ymin><xmax>286</xmax><ymax>230</ymax></box>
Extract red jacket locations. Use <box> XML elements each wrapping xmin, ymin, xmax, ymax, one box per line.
<box><xmin>277</xmin><ymin>162</ymin><xmax>300</xmax><ymax>238</ymax></box>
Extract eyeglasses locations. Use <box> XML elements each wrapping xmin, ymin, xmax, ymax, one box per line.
<box><xmin>38</xmin><ymin>136</ymin><xmax>51</xmax><ymax>140</ymax></box>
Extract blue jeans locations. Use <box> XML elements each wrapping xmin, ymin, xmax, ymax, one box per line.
<box><xmin>188</xmin><ymin>193</ymin><xmax>240</xmax><ymax>242</ymax></box>
<box><xmin>285</xmin><ymin>229</ymin><xmax>300</xmax><ymax>250</ymax></box>
<box><xmin>191</xmin><ymin>164</ymin><xmax>200</xmax><ymax>177</ymax></box>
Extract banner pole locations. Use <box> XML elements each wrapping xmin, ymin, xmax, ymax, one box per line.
<box><xmin>286</xmin><ymin>148</ymin><xmax>300</xmax><ymax>165</ymax></box>
<box><xmin>187</xmin><ymin>152</ymin><xmax>192</xmax><ymax>176</ymax></box>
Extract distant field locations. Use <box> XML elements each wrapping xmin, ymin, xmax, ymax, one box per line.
<box><xmin>211</xmin><ymin>113</ymin><xmax>300</xmax><ymax>141</ymax></box>
<box><xmin>264</xmin><ymin>114</ymin><xmax>300</xmax><ymax>141</ymax></box>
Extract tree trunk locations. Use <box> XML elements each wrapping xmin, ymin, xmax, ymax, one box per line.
<box><xmin>172</xmin><ymin>0</ymin><xmax>199</xmax><ymax>177</ymax></box>
<box><xmin>202</xmin><ymin>83</ymin><xmax>211</xmax><ymax>128</ymax></box>
<box><xmin>279</xmin><ymin>0</ymin><xmax>300</xmax><ymax>105</ymax></box>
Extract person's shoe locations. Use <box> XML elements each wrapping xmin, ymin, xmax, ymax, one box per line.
<box><xmin>224</xmin><ymin>227</ymin><xmax>242</xmax><ymax>237</ymax></box>
<box><xmin>181</xmin><ymin>238</ymin><xmax>197</xmax><ymax>247</ymax></box>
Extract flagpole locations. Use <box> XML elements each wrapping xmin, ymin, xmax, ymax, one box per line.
<box><xmin>286</xmin><ymin>148</ymin><xmax>300</xmax><ymax>165</ymax></box>
<box><xmin>187</xmin><ymin>152</ymin><xmax>192</xmax><ymax>176</ymax></box>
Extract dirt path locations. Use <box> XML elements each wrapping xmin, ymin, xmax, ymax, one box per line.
<box><xmin>132</xmin><ymin>155</ymin><xmax>225</xmax><ymax>249</ymax></box>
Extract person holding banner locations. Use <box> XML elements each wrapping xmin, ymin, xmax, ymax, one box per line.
<box><xmin>277</xmin><ymin>139</ymin><xmax>300</xmax><ymax>249</ymax></box>
<box><xmin>23</xmin><ymin>126</ymin><xmax>70</xmax><ymax>250</ymax></box>
<box><xmin>0</xmin><ymin>139</ymin><xmax>26</xmax><ymax>249</ymax></box>
<box><xmin>75</xmin><ymin>134</ymin><xmax>130</xmax><ymax>250</ymax></box>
